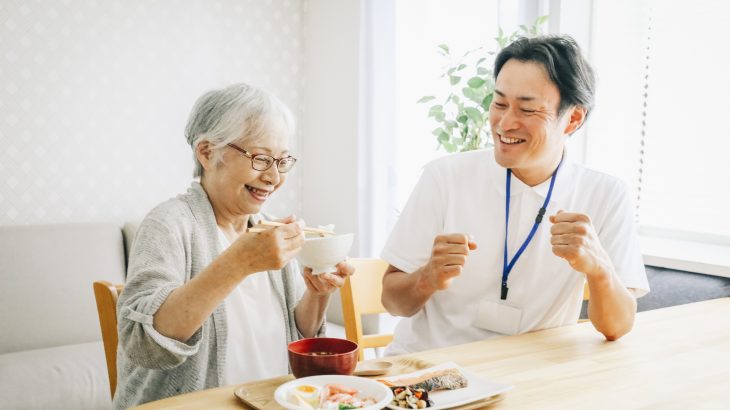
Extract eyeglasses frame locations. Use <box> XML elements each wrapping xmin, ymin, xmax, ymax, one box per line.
<box><xmin>226</xmin><ymin>143</ymin><xmax>297</xmax><ymax>173</ymax></box>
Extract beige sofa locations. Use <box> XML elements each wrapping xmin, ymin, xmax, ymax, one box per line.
<box><xmin>0</xmin><ymin>222</ymin><xmax>349</xmax><ymax>410</ymax></box>
<box><xmin>0</xmin><ymin>223</ymin><xmax>129</xmax><ymax>410</ymax></box>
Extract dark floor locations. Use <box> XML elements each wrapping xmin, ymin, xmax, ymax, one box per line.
<box><xmin>579</xmin><ymin>265</ymin><xmax>730</xmax><ymax>319</ymax></box>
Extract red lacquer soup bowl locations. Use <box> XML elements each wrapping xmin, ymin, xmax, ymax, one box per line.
<box><xmin>287</xmin><ymin>337</ymin><xmax>359</xmax><ymax>378</ymax></box>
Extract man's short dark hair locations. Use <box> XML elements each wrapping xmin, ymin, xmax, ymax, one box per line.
<box><xmin>494</xmin><ymin>35</ymin><xmax>595</xmax><ymax>117</ymax></box>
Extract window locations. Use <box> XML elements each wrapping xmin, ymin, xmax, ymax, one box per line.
<box><xmin>361</xmin><ymin>0</ymin><xmax>523</xmax><ymax>256</ymax></box>
<box><xmin>394</xmin><ymin>0</ymin><xmax>502</xmax><ymax>212</ymax></box>
<box><xmin>586</xmin><ymin>0</ymin><xmax>730</xmax><ymax>274</ymax></box>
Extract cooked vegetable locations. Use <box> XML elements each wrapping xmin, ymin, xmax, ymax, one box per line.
<box><xmin>389</xmin><ymin>386</ymin><xmax>433</xmax><ymax>409</ymax></box>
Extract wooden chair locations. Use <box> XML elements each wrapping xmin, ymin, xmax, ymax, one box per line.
<box><xmin>339</xmin><ymin>258</ymin><xmax>394</xmax><ymax>361</ymax></box>
<box><xmin>339</xmin><ymin>261</ymin><xmax>592</xmax><ymax>357</ymax></box>
<box><xmin>93</xmin><ymin>281</ymin><xmax>123</xmax><ymax>399</ymax></box>
<box><xmin>579</xmin><ymin>281</ymin><xmax>591</xmax><ymax>323</ymax></box>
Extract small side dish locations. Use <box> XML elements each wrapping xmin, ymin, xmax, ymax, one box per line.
<box><xmin>379</xmin><ymin>367</ymin><xmax>469</xmax><ymax>409</ymax></box>
<box><xmin>287</xmin><ymin>383</ymin><xmax>378</xmax><ymax>410</ymax></box>
<box><xmin>389</xmin><ymin>386</ymin><xmax>433</xmax><ymax>409</ymax></box>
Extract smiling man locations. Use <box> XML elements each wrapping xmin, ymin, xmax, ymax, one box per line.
<box><xmin>380</xmin><ymin>35</ymin><xmax>649</xmax><ymax>356</ymax></box>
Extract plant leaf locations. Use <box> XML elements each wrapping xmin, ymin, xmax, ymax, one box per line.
<box><xmin>464</xmin><ymin>107</ymin><xmax>483</xmax><ymax>124</ymax></box>
<box><xmin>421</xmin><ymin>22</ymin><xmax>553</xmax><ymax>153</ymax></box>
<box><xmin>462</xmin><ymin>87</ymin><xmax>484</xmax><ymax>103</ymax></box>
<box><xmin>467</xmin><ymin>77</ymin><xmax>486</xmax><ymax>88</ymax></box>
<box><xmin>443</xmin><ymin>141</ymin><xmax>457</xmax><ymax>152</ymax></box>
<box><xmin>481</xmin><ymin>93</ymin><xmax>493</xmax><ymax>111</ymax></box>
<box><xmin>497</xmin><ymin>36</ymin><xmax>507</xmax><ymax>48</ymax></box>
<box><xmin>428</xmin><ymin>104</ymin><xmax>443</xmax><ymax>114</ymax></box>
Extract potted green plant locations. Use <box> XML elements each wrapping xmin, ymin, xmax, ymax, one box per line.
<box><xmin>418</xmin><ymin>16</ymin><xmax>549</xmax><ymax>153</ymax></box>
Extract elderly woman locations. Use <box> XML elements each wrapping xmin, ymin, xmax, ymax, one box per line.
<box><xmin>113</xmin><ymin>83</ymin><xmax>353</xmax><ymax>409</ymax></box>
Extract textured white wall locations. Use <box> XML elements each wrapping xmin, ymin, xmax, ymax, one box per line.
<box><xmin>0</xmin><ymin>0</ymin><xmax>304</xmax><ymax>225</ymax></box>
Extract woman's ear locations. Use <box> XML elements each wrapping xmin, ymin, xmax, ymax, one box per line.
<box><xmin>563</xmin><ymin>106</ymin><xmax>587</xmax><ymax>135</ymax></box>
<box><xmin>195</xmin><ymin>141</ymin><xmax>214</xmax><ymax>171</ymax></box>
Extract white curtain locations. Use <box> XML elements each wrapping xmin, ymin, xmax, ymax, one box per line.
<box><xmin>357</xmin><ymin>0</ymin><xmax>397</xmax><ymax>257</ymax></box>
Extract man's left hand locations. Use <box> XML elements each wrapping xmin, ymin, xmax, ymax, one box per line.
<box><xmin>303</xmin><ymin>261</ymin><xmax>354</xmax><ymax>296</ymax></box>
<box><xmin>549</xmin><ymin>210</ymin><xmax>611</xmax><ymax>277</ymax></box>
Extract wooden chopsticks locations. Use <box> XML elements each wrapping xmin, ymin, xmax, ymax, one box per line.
<box><xmin>247</xmin><ymin>220</ymin><xmax>336</xmax><ymax>236</ymax></box>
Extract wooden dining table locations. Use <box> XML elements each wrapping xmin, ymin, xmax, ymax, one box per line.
<box><xmin>133</xmin><ymin>297</ymin><xmax>730</xmax><ymax>409</ymax></box>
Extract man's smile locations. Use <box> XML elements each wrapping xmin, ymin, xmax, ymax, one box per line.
<box><xmin>498</xmin><ymin>134</ymin><xmax>526</xmax><ymax>145</ymax></box>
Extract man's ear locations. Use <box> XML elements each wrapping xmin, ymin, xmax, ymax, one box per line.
<box><xmin>563</xmin><ymin>106</ymin><xmax>587</xmax><ymax>135</ymax></box>
<box><xmin>195</xmin><ymin>141</ymin><xmax>215</xmax><ymax>171</ymax></box>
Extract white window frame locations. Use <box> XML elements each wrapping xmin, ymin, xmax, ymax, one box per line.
<box><xmin>555</xmin><ymin>0</ymin><xmax>730</xmax><ymax>277</ymax></box>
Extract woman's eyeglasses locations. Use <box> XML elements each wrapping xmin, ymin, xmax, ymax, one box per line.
<box><xmin>226</xmin><ymin>143</ymin><xmax>297</xmax><ymax>173</ymax></box>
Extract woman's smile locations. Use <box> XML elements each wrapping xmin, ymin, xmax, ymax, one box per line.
<box><xmin>245</xmin><ymin>184</ymin><xmax>272</xmax><ymax>202</ymax></box>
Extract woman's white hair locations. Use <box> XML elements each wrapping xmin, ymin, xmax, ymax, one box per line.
<box><xmin>184</xmin><ymin>83</ymin><xmax>295</xmax><ymax>177</ymax></box>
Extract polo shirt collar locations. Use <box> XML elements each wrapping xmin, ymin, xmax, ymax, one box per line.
<box><xmin>493</xmin><ymin>148</ymin><xmax>576</xmax><ymax>199</ymax></box>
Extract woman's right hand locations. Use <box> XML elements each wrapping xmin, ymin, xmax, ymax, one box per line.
<box><xmin>231</xmin><ymin>216</ymin><xmax>304</xmax><ymax>273</ymax></box>
<box><xmin>151</xmin><ymin>217</ymin><xmax>302</xmax><ymax>342</ymax></box>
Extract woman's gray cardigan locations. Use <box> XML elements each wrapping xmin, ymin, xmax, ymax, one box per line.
<box><xmin>113</xmin><ymin>182</ymin><xmax>323</xmax><ymax>409</ymax></box>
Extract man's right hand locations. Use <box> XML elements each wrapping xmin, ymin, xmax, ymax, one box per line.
<box><xmin>418</xmin><ymin>233</ymin><xmax>477</xmax><ymax>292</ymax></box>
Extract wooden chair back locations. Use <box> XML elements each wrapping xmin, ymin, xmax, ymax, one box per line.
<box><xmin>340</xmin><ymin>262</ymin><xmax>591</xmax><ymax>349</ymax></box>
<box><xmin>93</xmin><ymin>280</ymin><xmax>123</xmax><ymax>399</ymax></box>
<box><xmin>339</xmin><ymin>258</ymin><xmax>393</xmax><ymax>361</ymax></box>
<box><xmin>578</xmin><ymin>281</ymin><xmax>591</xmax><ymax>323</ymax></box>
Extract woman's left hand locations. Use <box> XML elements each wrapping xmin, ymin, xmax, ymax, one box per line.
<box><xmin>303</xmin><ymin>262</ymin><xmax>354</xmax><ymax>296</ymax></box>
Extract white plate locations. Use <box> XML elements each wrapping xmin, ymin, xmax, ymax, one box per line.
<box><xmin>380</xmin><ymin>362</ymin><xmax>513</xmax><ymax>410</ymax></box>
<box><xmin>274</xmin><ymin>375</ymin><xmax>394</xmax><ymax>410</ymax></box>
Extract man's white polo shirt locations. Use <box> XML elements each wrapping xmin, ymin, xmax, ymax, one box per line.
<box><xmin>381</xmin><ymin>149</ymin><xmax>649</xmax><ymax>356</ymax></box>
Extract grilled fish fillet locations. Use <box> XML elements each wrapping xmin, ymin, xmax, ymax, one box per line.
<box><xmin>379</xmin><ymin>368</ymin><xmax>468</xmax><ymax>392</ymax></box>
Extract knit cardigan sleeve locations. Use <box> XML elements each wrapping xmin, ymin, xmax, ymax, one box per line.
<box><xmin>117</xmin><ymin>204</ymin><xmax>204</xmax><ymax>370</ymax></box>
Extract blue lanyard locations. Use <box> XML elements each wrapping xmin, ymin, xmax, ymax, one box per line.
<box><xmin>501</xmin><ymin>158</ymin><xmax>563</xmax><ymax>300</ymax></box>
